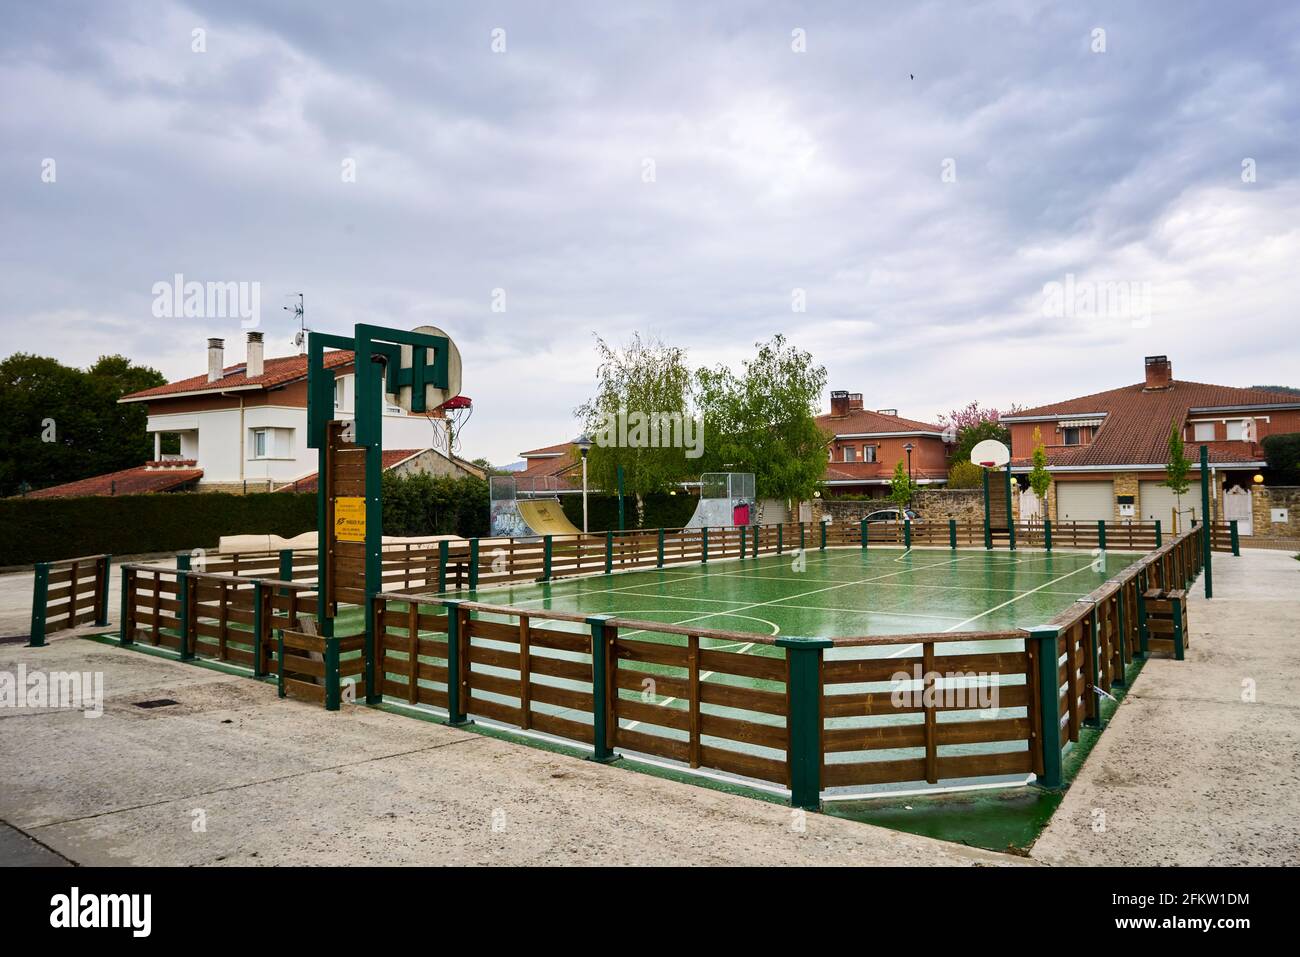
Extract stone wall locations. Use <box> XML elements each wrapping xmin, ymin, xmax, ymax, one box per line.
<box><xmin>810</xmin><ymin>489</ymin><xmax>982</xmax><ymax>524</ymax></box>
<box><xmin>1253</xmin><ymin>486</ymin><xmax>1300</xmax><ymax>540</ymax></box>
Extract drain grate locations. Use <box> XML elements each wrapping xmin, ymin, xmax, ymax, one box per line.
<box><xmin>133</xmin><ymin>699</ymin><xmax>179</xmax><ymax>709</ymax></box>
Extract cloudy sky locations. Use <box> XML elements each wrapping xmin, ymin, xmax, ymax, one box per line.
<box><xmin>3</xmin><ymin>1</ymin><xmax>1299</xmax><ymax>464</ymax></box>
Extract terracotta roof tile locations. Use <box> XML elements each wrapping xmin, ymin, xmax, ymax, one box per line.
<box><xmin>121</xmin><ymin>351</ymin><xmax>354</xmax><ymax>401</ymax></box>
<box><xmin>276</xmin><ymin>449</ymin><xmax>425</xmax><ymax>493</ymax></box>
<box><xmin>23</xmin><ymin>466</ymin><xmax>203</xmax><ymax>499</ymax></box>
<box><xmin>1007</xmin><ymin>379</ymin><xmax>1293</xmax><ymax>467</ymax></box>
<box><xmin>816</xmin><ymin>408</ymin><xmax>944</xmax><ymax>435</ymax></box>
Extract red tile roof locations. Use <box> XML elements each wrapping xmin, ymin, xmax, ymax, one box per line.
<box><xmin>120</xmin><ymin>351</ymin><xmax>354</xmax><ymax>402</ymax></box>
<box><xmin>275</xmin><ymin>449</ymin><xmax>425</xmax><ymax>493</ymax></box>
<box><xmin>23</xmin><ymin>466</ymin><xmax>203</xmax><ymax>499</ymax></box>
<box><xmin>1007</xmin><ymin>379</ymin><xmax>1295</xmax><ymax>467</ymax></box>
<box><xmin>816</xmin><ymin>408</ymin><xmax>944</xmax><ymax>435</ymax></box>
<box><xmin>822</xmin><ymin>463</ymin><xmax>947</xmax><ymax>483</ymax></box>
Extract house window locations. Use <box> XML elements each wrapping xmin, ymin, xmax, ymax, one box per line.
<box><xmin>843</xmin><ymin>446</ymin><xmax>857</xmax><ymax>463</ymax></box>
<box><xmin>334</xmin><ymin>377</ymin><xmax>345</xmax><ymax>410</ymax></box>
<box><xmin>1226</xmin><ymin>420</ymin><xmax>1247</xmax><ymax>441</ymax></box>
<box><xmin>1193</xmin><ymin>422</ymin><xmax>1215</xmax><ymax>442</ymax></box>
<box><xmin>863</xmin><ymin>445</ymin><xmax>877</xmax><ymax>463</ymax></box>
<box><xmin>1062</xmin><ymin>427</ymin><xmax>1082</xmax><ymax>446</ymax></box>
<box><xmin>250</xmin><ymin>427</ymin><xmax>294</xmax><ymax>460</ymax></box>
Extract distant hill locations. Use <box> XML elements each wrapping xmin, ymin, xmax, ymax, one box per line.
<box><xmin>1252</xmin><ymin>385</ymin><xmax>1300</xmax><ymax>397</ymax></box>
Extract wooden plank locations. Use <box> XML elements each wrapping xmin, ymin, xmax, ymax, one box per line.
<box><xmin>823</xmin><ymin>721</ymin><xmax>927</xmax><ymax>752</ymax></box>
<box><xmin>822</xmin><ymin>757</ymin><xmax>928</xmax><ymax>787</ymax></box>
<box><xmin>697</xmin><ymin>745</ymin><xmax>788</xmax><ymax>785</ymax></box>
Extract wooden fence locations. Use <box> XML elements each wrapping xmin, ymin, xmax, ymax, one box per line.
<box><xmin>360</xmin><ymin>525</ymin><xmax>1207</xmax><ymax>806</ymax></box>
<box><xmin>28</xmin><ymin>554</ymin><xmax>111</xmax><ymax>646</ymax></box>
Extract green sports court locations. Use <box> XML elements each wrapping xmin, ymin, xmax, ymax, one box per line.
<box><xmin>419</xmin><ymin>545</ymin><xmax>1134</xmax><ymax>641</ymax></box>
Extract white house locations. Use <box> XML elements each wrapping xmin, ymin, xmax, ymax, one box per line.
<box><xmin>116</xmin><ymin>332</ymin><xmax>475</xmax><ymax>492</ymax></box>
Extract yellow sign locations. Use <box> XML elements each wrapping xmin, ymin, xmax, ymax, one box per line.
<box><xmin>334</xmin><ymin>496</ymin><xmax>366</xmax><ymax>542</ymax></box>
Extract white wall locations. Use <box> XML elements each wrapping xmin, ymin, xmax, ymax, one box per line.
<box><xmin>146</xmin><ymin>372</ymin><xmax>442</xmax><ymax>486</ymax></box>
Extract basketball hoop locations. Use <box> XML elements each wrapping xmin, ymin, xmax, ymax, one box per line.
<box><xmin>970</xmin><ymin>439</ymin><xmax>1011</xmax><ymax>470</ymax></box>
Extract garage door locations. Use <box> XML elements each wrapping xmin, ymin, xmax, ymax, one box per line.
<box><xmin>1139</xmin><ymin>480</ymin><xmax>1202</xmax><ymax>526</ymax></box>
<box><xmin>1056</xmin><ymin>481</ymin><xmax>1114</xmax><ymax>522</ymax></box>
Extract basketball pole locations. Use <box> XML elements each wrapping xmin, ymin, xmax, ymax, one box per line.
<box><xmin>982</xmin><ymin>467</ymin><xmax>992</xmax><ymax>550</ymax></box>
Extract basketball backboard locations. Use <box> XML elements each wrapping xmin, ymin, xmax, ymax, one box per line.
<box><xmin>393</xmin><ymin>325</ymin><xmax>462</xmax><ymax>413</ymax></box>
<box><xmin>970</xmin><ymin>439</ymin><xmax>1010</xmax><ymax>469</ymax></box>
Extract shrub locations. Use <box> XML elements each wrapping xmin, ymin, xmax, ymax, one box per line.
<box><xmin>947</xmin><ymin>460</ymin><xmax>984</xmax><ymax>489</ymax></box>
<box><xmin>1263</xmin><ymin>433</ymin><xmax>1300</xmax><ymax>484</ymax></box>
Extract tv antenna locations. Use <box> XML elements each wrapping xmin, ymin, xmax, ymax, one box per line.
<box><xmin>284</xmin><ymin>293</ymin><xmax>307</xmax><ymax>353</ymax></box>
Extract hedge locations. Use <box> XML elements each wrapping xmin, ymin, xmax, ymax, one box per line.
<box><xmin>0</xmin><ymin>492</ymin><xmax>317</xmax><ymax>567</ymax></box>
<box><xmin>560</xmin><ymin>491</ymin><xmax>698</xmax><ymax>531</ymax></box>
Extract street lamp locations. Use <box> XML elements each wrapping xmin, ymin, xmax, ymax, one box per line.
<box><xmin>903</xmin><ymin>442</ymin><xmax>914</xmax><ymax>482</ymax></box>
<box><xmin>575</xmin><ymin>435</ymin><xmax>593</xmax><ymax>532</ymax></box>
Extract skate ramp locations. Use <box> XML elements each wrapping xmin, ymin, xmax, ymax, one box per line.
<box><xmin>517</xmin><ymin>498</ymin><xmax>583</xmax><ymax>536</ymax></box>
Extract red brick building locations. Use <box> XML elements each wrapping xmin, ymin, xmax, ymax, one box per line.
<box><xmin>817</xmin><ymin>391</ymin><xmax>952</xmax><ymax>497</ymax></box>
<box><xmin>1003</xmin><ymin>356</ymin><xmax>1300</xmax><ymax>535</ymax></box>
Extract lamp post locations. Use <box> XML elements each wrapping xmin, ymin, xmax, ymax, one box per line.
<box><xmin>903</xmin><ymin>442</ymin><xmax>914</xmax><ymax>482</ymax></box>
<box><xmin>576</xmin><ymin>435</ymin><xmax>593</xmax><ymax>532</ymax></box>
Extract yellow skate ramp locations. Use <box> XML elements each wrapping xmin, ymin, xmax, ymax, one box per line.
<box><xmin>518</xmin><ymin>498</ymin><xmax>584</xmax><ymax>536</ymax></box>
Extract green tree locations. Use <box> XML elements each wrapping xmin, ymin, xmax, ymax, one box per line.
<box><xmin>1028</xmin><ymin>426</ymin><xmax>1053</xmax><ymax>521</ymax></box>
<box><xmin>1262</xmin><ymin>433</ymin><xmax>1300</xmax><ymax>484</ymax></box>
<box><xmin>694</xmin><ymin>335</ymin><xmax>829</xmax><ymax>501</ymax></box>
<box><xmin>889</xmin><ymin>460</ymin><xmax>918</xmax><ymax>508</ymax></box>
<box><xmin>1163</xmin><ymin>418</ymin><xmax>1192</xmax><ymax>531</ymax></box>
<box><xmin>951</xmin><ymin>418</ymin><xmax>1011</xmax><ymax>462</ymax></box>
<box><xmin>946</xmin><ymin>460</ymin><xmax>984</xmax><ymax>488</ymax></box>
<box><xmin>0</xmin><ymin>353</ymin><xmax>165</xmax><ymax>496</ymax></box>
<box><xmin>575</xmin><ymin>334</ymin><xmax>696</xmax><ymax>520</ymax></box>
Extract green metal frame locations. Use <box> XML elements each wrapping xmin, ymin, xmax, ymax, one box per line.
<box><xmin>587</xmin><ymin>615</ymin><xmax>619</xmax><ymax>763</ymax></box>
<box><xmin>1199</xmin><ymin>445</ymin><xmax>1212</xmax><ymax>598</ymax></box>
<box><xmin>1004</xmin><ymin>468</ymin><xmax>1016</xmax><ymax>550</ymax></box>
<box><xmin>982</xmin><ymin>469</ymin><xmax>992</xmax><ymax>549</ymax></box>
<box><xmin>308</xmin><ymin>325</ymin><xmax>454</xmax><ymax>706</ymax></box>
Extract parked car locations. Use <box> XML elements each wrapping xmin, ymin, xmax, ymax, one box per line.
<box><xmin>863</xmin><ymin>507</ymin><xmax>921</xmax><ymax>524</ymax></box>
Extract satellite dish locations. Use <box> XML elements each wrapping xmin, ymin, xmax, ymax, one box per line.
<box><xmin>970</xmin><ymin>439</ymin><xmax>1010</xmax><ymax>469</ymax></box>
<box><xmin>393</xmin><ymin>325</ymin><xmax>462</xmax><ymax>413</ymax></box>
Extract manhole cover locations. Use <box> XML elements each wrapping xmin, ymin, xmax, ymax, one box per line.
<box><xmin>133</xmin><ymin>699</ymin><xmax>179</xmax><ymax>709</ymax></box>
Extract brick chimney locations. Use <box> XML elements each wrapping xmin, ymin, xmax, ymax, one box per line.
<box><xmin>207</xmin><ymin>338</ymin><xmax>225</xmax><ymax>383</ymax></box>
<box><xmin>1143</xmin><ymin>355</ymin><xmax>1172</xmax><ymax>391</ymax></box>
<box><xmin>246</xmin><ymin>331</ymin><xmax>264</xmax><ymax>379</ymax></box>
<box><xmin>830</xmin><ymin>390</ymin><xmax>850</xmax><ymax>417</ymax></box>
<box><xmin>847</xmin><ymin>393</ymin><xmax>863</xmax><ymax>412</ymax></box>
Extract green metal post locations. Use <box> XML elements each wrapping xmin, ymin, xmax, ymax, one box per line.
<box><xmin>443</xmin><ymin>599</ymin><xmax>469</xmax><ymax>724</ymax></box>
<box><xmin>29</xmin><ymin>562</ymin><xmax>50</xmax><ymax>647</ymax></box>
<box><xmin>1200</xmin><ymin>445</ymin><xmax>1212</xmax><ymax>599</ymax></box>
<box><xmin>982</xmin><ymin>468</ymin><xmax>992</xmax><ymax>550</ymax></box>
<box><xmin>277</xmin><ymin>630</ymin><xmax>285</xmax><ymax>698</ymax></box>
<box><xmin>904</xmin><ymin>520</ymin><xmax>912</xmax><ymax>550</ymax></box>
<box><xmin>587</xmin><ymin>615</ymin><xmax>619</xmax><ymax>763</ymax></box>
<box><xmin>541</xmin><ymin>536</ymin><xmax>552</xmax><ymax>581</ymax></box>
<box><xmin>1044</xmin><ymin>519</ymin><xmax>1052</xmax><ymax>552</ymax></box>
<box><xmin>776</xmin><ymin>524</ymin><xmax>783</xmax><ymax>555</ymax></box>
<box><xmin>1026</xmin><ymin>626</ymin><xmax>1064</xmax><ymax>789</ymax></box>
<box><xmin>95</xmin><ymin>555</ymin><xmax>112</xmax><ymax>626</ymax></box>
<box><xmin>819</xmin><ymin>521</ymin><xmax>826</xmax><ymax>551</ymax></box>
<box><xmin>1112</xmin><ymin>585</ymin><xmax>1127</xmax><ymax>688</ymax></box>
<box><xmin>251</xmin><ymin>580</ymin><xmax>266</xmax><ymax>678</ymax></box>
<box><xmin>860</xmin><ymin>518</ymin><xmax>868</xmax><ymax>551</ymax></box>
<box><xmin>605</xmin><ymin>530</ymin><xmax>614</xmax><ymax>574</ymax></box>
<box><xmin>1171</xmin><ymin>593</ymin><xmax>1185</xmax><ymax>661</ymax></box>
<box><xmin>775</xmin><ymin>636</ymin><xmax>832</xmax><ymax>809</ymax></box>
<box><xmin>948</xmin><ymin>519</ymin><xmax>957</xmax><ymax>550</ymax></box>
<box><xmin>657</xmin><ymin>528</ymin><xmax>665</xmax><ymax>567</ymax></box>
<box><xmin>740</xmin><ymin>525</ymin><xmax>748</xmax><ymax>558</ymax></box>
<box><xmin>752</xmin><ymin>525</ymin><xmax>759</xmax><ymax>558</ymax></box>
<box><xmin>1136</xmin><ymin>571</ymin><xmax>1149</xmax><ymax>658</ymax></box>
<box><xmin>1005</xmin><ymin>468</ymin><xmax>1016</xmax><ymax>551</ymax></box>
<box><xmin>799</xmin><ymin>522</ymin><xmax>806</xmax><ymax>551</ymax></box>
<box><xmin>1154</xmin><ymin>519</ymin><xmax>1162</xmax><ymax>547</ymax></box>
<box><xmin>437</xmin><ymin>540</ymin><xmax>449</xmax><ymax>593</ymax></box>
<box><xmin>469</xmin><ymin>538</ymin><xmax>480</xmax><ymax>590</ymax></box>
<box><xmin>1084</xmin><ymin>602</ymin><xmax>1101</xmax><ymax>729</ymax></box>
<box><xmin>1097</xmin><ymin>520</ymin><xmax>1107</xmax><ymax>552</ymax></box>
<box><xmin>701</xmin><ymin>527</ymin><xmax>709</xmax><ymax>564</ymax></box>
<box><xmin>1229</xmin><ymin>520</ymin><xmax>1240</xmax><ymax>556</ymax></box>
<box><xmin>324</xmin><ymin>635</ymin><xmax>341</xmax><ymax>711</ymax></box>
<box><xmin>118</xmin><ymin>565</ymin><xmax>132</xmax><ymax>645</ymax></box>
<box><xmin>176</xmin><ymin>552</ymin><xmax>192</xmax><ymax>660</ymax></box>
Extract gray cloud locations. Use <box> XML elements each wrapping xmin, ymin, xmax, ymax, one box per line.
<box><xmin>2</xmin><ymin>0</ymin><xmax>1298</xmax><ymax>463</ymax></box>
